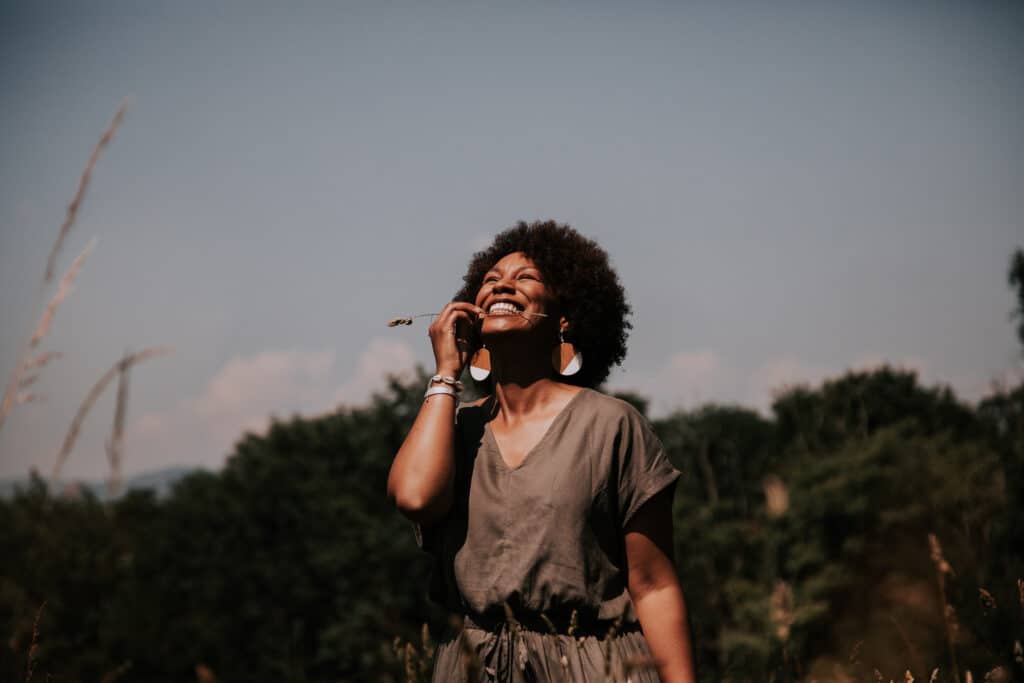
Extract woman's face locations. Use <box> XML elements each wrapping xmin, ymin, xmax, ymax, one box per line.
<box><xmin>474</xmin><ymin>251</ymin><xmax>558</xmax><ymax>337</ymax></box>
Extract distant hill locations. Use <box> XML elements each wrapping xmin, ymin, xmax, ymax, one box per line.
<box><xmin>0</xmin><ymin>465</ymin><xmax>202</xmax><ymax>501</ymax></box>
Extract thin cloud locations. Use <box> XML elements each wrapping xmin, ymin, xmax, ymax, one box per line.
<box><xmin>126</xmin><ymin>339</ymin><xmax>416</xmax><ymax>474</ymax></box>
<box><xmin>333</xmin><ymin>338</ymin><xmax>418</xmax><ymax>406</ymax></box>
<box><xmin>612</xmin><ymin>350</ymin><xmax>964</xmax><ymax>417</ymax></box>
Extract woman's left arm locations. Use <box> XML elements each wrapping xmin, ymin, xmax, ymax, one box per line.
<box><xmin>625</xmin><ymin>485</ymin><xmax>697</xmax><ymax>683</ymax></box>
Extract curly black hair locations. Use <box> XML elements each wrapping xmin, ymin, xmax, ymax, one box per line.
<box><xmin>453</xmin><ymin>220</ymin><xmax>632</xmax><ymax>388</ymax></box>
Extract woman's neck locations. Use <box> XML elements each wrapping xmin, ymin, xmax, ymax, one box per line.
<box><xmin>483</xmin><ymin>327</ymin><xmax>581</xmax><ymax>420</ymax></box>
<box><xmin>490</xmin><ymin>377</ymin><xmax>560</xmax><ymax>419</ymax></box>
<box><xmin>486</xmin><ymin>349</ymin><xmax>575</xmax><ymax>420</ymax></box>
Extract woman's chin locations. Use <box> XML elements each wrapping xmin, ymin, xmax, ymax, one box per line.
<box><xmin>480</xmin><ymin>315</ymin><xmax>530</xmax><ymax>336</ymax></box>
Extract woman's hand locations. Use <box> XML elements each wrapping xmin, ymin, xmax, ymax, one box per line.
<box><xmin>389</xmin><ymin>302</ymin><xmax>481</xmax><ymax>525</ymax></box>
<box><xmin>428</xmin><ymin>302</ymin><xmax>482</xmax><ymax>377</ymax></box>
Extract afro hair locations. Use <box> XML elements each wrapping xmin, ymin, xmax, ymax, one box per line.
<box><xmin>454</xmin><ymin>220</ymin><xmax>632</xmax><ymax>388</ymax></box>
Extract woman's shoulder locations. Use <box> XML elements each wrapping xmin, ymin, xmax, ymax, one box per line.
<box><xmin>572</xmin><ymin>387</ymin><xmax>650</xmax><ymax>426</ymax></box>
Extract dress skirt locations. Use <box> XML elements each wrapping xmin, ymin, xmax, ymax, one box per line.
<box><xmin>430</xmin><ymin>620</ymin><xmax>661</xmax><ymax>683</ymax></box>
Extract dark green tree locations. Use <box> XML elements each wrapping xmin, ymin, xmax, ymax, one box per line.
<box><xmin>3</xmin><ymin>357</ymin><xmax>1021</xmax><ymax>681</ymax></box>
<box><xmin>654</xmin><ymin>405</ymin><xmax>780</xmax><ymax>680</ymax></box>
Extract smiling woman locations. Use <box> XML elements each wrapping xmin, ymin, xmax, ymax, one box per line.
<box><xmin>386</xmin><ymin>220</ymin><xmax>696</xmax><ymax>682</ymax></box>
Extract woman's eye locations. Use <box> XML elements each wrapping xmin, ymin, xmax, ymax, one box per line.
<box><xmin>483</xmin><ymin>276</ymin><xmax>499</xmax><ymax>283</ymax></box>
<box><xmin>518</xmin><ymin>274</ymin><xmax>537</xmax><ymax>281</ymax></box>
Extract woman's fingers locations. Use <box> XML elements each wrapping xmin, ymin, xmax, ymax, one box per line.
<box><xmin>428</xmin><ymin>303</ymin><xmax>480</xmax><ymax>336</ymax></box>
<box><xmin>428</xmin><ymin>303</ymin><xmax>482</xmax><ymax>374</ymax></box>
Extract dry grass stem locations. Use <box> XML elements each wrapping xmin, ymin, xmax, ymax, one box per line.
<box><xmin>387</xmin><ymin>315</ymin><xmax>431</xmax><ymax>327</ymax></box>
<box><xmin>977</xmin><ymin>587</ymin><xmax>996</xmax><ymax>610</ymax></box>
<box><xmin>387</xmin><ymin>311</ymin><xmax>549</xmax><ymax>327</ymax></box>
<box><xmin>14</xmin><ymin>355</ymin><xmax>63</xmax><ymax>405</ymax></box>
<box><xmin>403</xmin><ymin>642</ymin><xmax>417</xmax><ymax>683</ymax></box>
<box><xmin>105</xmin><ymin>353</ymin><xmax>131</xmax><ymax>497</ymax></box>
<box><xmin>1</xmin><ymin>98</ymin><xmax>127</xmax><ymax>433</ymax></box>
<box><xmin>928</xmin><ymin>533</ymin><xmax>960</xmax><ymax>683</ymax></box>
<box><xmin>25</xmin><ymin>601</ymin><xmax>45</xmax><ymax>683</ymax></box>
<box><xmin>770</xmin><ymin>581</ymin><xmax>795</xmax><ymax>641</ymax></box>
<box><xmin>0</xmin><ymin>240</ymin><xmax>95</xmax><ymax>432</ymax></box>
<box><xmin>848</xmin><ymin>640</ymin><xmax>864</xmax><ymax>665</ymax></box>
<box><xmin>31</xmin><ymin>239</ymin><xmax>96</xmax><ymax>349</ymax></box>
<box><xmin>15</xmin><ymin>392</ymin><xmax>45</xmax><ymax>406</ymax></box>
<box><xmin>928</xmin><ymin>533</ymin><xmax>955</xmax><ymax>577</ymax></box>
<box><xmin>983</xmin><ymin>666</ymin><xmax>1010</xmax><ymax>682</ymax></box>
<box><xmin>52</xmin><ymin>347</ymin><xmax>171</xmax><ymax>484</ymax></box>
<box><xmin>45</xmin><ymin>100</ymin><xmax>128</xmax><ymax>283</ymax></box>
<box><xmin>420</xmin><ymin>623</ymin><xmax>434</xmax><ymax>660</ymax></box>
<box><xmin>23</xmin><ymin>352</ymin><xmax>63</xmax><ymax>372</ymax></box>
<box><xmin>391</xmin><ymin>624</ymin><xmax>437</xmax><ymax>683</ymax></box>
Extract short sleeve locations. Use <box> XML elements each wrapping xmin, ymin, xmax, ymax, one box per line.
<box><xmin>615</xmin><ymin>407</ymin><xmax>681</xmax><ymax>528</ymax></box>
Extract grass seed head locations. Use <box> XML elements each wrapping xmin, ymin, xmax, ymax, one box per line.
<box><xmin>978</xmin><ymin>587</ymin><xmax>997</xmax><ymax>610</ymax></box>
<box><xmin>928</xmin><ymin>533</ymin><xmax>954</xmax><ymax>576</ymax></box>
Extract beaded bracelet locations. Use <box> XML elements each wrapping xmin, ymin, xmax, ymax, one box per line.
<box><xmin>427</xmin><ymin>374</ymin><xmax>464</xmax><ymax>392</ymax></box>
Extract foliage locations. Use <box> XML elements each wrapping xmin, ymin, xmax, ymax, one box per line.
<box><xmin>654</xmin><ymin>366</ymin><xmax>1023</xmax><ymax>682</ymax></box>
<box><xmin>1</xmin><ymin>373</ymin><xmax>446</xmax><ymax>683</ymax></box>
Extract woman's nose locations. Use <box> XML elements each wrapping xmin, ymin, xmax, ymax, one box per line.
<box><xmin>492</xmin><ymin>277</ymin><xmax>515</xmax><ymax>293</ymax></box>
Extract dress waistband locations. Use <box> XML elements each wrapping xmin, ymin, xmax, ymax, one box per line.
<box><xmin>462</xmin><ymin>610</ymin><xmax>639</xmax><ymax>638</ymax></box>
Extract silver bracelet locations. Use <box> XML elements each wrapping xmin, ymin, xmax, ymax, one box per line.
<box><xmin>424</xmin><ymin>385</ymin><xmax>458</xmax><ymax>400</ymax></box>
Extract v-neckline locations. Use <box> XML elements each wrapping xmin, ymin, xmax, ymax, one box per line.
<box><xmin>484</xmin><ymin>388</ymin><xmax>588</xmax><ymax>471</ymax></box>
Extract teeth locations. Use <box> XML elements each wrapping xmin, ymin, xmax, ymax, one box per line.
<box><xmin>488</xmin><ymin>302</ymin><xmax>522</xmax><ymax>315</ymax></box>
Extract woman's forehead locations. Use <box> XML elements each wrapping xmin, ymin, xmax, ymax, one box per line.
<box><xmin>487</xmin><ymin>251</ymin><xmax>538</xmax><ymax>272</ymax></box>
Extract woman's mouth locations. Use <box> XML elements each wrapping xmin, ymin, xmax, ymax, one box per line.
<box><xmin>487</xmin><ymin>302</ymin><xmax>523</xmax><ymax>316</ymax></box>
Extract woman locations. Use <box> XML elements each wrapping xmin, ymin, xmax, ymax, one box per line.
<box><xmin>387</xmin><ymin>221</ymin><xmax>696</xmax><ymax>682</ymax></box>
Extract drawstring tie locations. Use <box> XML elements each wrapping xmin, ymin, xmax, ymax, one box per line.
<box><xmin>473</xmin><ymin>618</ymin><xmax>533</xmax><ymax>682</ymax></box>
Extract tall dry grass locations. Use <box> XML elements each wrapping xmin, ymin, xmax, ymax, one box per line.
<box><xmin>1</xmin><ymin>98</ymin><xmax>171</xmax><ymax>493</ymax></box>
<box><xmin>51</xmin><ymin>347</ymin><xmax>170</xmax><ymax>488</ymax></box>
<box><xmin>0</xmin><ymin>99</ymin><xmax>128</xmax><ymax>433</ymax></box>
<box><xmin>23</xmin><ymin>602</ymin><xmax>44</xmax><ymax>683</ymax></box>
<box><xmin>0</xmin><ymin>239</ymin><xmax>95</xmax><ymax>430</ymax></box>
<box><xmin>44</xmin><ymin>100</ymin><xmax>129</xmax><ymax>284</ymax></box>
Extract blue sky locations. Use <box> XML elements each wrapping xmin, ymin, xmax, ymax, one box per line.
<box><xmin>1</xmin><ymin>1</ymin><xmax>1021</xmax><ymax>480</ymax></box>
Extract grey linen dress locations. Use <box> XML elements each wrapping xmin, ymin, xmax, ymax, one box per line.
<box><xmin>418</xmin><ymin>388</ymin><xmax>681</xmax><ymax>682</ymax></box>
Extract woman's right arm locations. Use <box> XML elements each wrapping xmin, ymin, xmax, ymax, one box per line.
<box><xmin>386</xmin><ymin>302</ymin><xmax>481</xmax><ymax>526</ymax></box>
